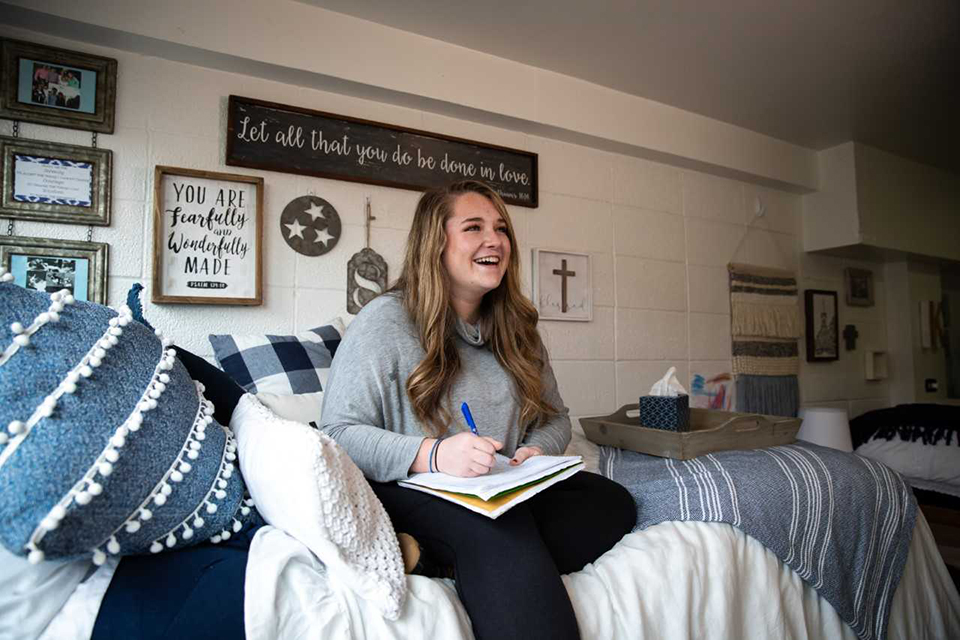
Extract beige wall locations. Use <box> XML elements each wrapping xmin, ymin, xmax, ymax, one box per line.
<box><xmin>802</xmin><ymin>142</ymin><xmax>960</xmax><ymax>261</ymax></box>
<box><xmin>802</xmin><ymin>143</ymin><xmax>861</xmax><ymax>252</ymax></box>
<box><xmin>0</xmin><ymin>20</ymin><xmax>892</xmax><ymax>424</ymax></box>
<box><xmin>5</xmin><ymin>0</ymin><xmax>818</xmax><ymax>191</ymax></box>
<box><xmin>856</xmin><ymin>145</ymin><xmax>960</xmax><ymax>262</ymax></box>
<box><xmin>909</xmin><ymin>262</ymin><xmax>950</xmax><ymax>401</ymax></box>
<box><xmin>798</xmin><ymin>253</ymin><xmax>890</xmax><ymax>418</ymax></box>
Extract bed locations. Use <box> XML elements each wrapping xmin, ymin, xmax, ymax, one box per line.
<box><xmin>1</xmin><ymin>279</ymin><xmax>958</xmax><ymax>640</ymax></box>
<box><xmin>38</xmin><ymin>433</ymin><xmax>960</xmax><ymax>640</ymax></box>
<box><xmin>851</xmin><ymin>403</ymin><xmax>960</xmax><ymax>589</ymax></box>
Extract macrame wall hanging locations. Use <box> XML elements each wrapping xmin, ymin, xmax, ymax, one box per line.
<box><xmin>346</xmin><ymin>198</ymin><xmax>388</xmax><ymax>314</ymax></box>
<box><xmin>728</xmin><ymin>263</ymin><xmax>800</xmax><ymax>417</ymax></box>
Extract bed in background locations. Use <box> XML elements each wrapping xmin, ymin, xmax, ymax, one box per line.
<box><xmin>851</xmin><ymin>403</ymin><xmax>960</xmax><ymax>588</ymax></box>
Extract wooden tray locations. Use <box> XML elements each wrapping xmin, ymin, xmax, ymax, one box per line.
<box><xmin>580</xmin><ymin>404</ymin><xmax>801</xmax><ymax>460</ymax></box>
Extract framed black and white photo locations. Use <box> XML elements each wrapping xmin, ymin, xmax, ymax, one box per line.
<box><xmin>152</xmin><ymin>166</ymin><xmax>263</xmax><ymax>305</ymax></box>
<box><xmin>532</xmin><ymin>249</ymin><xmax>592</xmax><ymax>322</ymax></box>
<box><xmin>0</xmin><ymin>235</ymin><xmax>108</xmax><ymax>304</ymax></box>
<box><xmin>0</xmin><ymin>38</ymin><xmax>117</xmax><ymax>133</ymax></box>
<box><xmin>0</xmin><ymin>136</ymin><xmax>112</xmax><ymax>225</ymax></box>
<box><xmin>845</xmin><ymin>268</ymin><xmax>874</xmax><ymax>307</ymax></box>
<box><xmin>805</xmin><ymin>289</ymin><xmax>839</xmax><ymax>362</ymax></box>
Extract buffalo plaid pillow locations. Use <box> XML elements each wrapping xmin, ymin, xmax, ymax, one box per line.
<box><xmin>209</xmin><ymin>318</ymin><xmax>345</xmax><ymax>395</ymax></box>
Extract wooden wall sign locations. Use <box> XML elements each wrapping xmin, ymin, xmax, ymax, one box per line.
<box><xmin>279</xmin><ymin>195</ymin><xmax>341</xmax><ymax>257</ymax></box>
<box><xmin>152</xmin><ymin>166</ymin><xmax>263</xmax><ymax>305</ymax></box>
<box><xmin>226</xmin><ymin>95</ymin><xmax>538</xmax><ymax>208</ymax></box>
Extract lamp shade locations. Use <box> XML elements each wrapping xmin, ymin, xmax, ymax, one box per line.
<box><xmin>797</xmin><ymin>407</ymin><xmax>853</xmax><ymax>452</ymax></box>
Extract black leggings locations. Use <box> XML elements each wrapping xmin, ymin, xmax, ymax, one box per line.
<box><xmin>371</xmin><ymin>471</ymin><xmax>636</xmax><ymax>640</ymax></box>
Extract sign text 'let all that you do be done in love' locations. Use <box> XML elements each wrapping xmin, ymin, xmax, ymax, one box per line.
<box><xmin>225</xmin><ymin>96</ymin><xmax>538</xmax><ymax>207</ymax></box>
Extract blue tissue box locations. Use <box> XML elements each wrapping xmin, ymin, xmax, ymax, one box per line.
<box><xmin>639</xmin><ymin>394</ymin><xmax>690</xmax><ymax>431</ymax></box>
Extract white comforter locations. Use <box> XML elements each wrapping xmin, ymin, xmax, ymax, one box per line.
<box><xmin>244</xmin><ymin>512</ymin><xmax>959</xmax><ymax>640</ymax></box>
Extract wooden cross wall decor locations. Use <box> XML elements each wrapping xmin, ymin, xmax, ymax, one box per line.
<box><xmin>533</xmin><ymin>249</ymin><xmax>592</xmax><ymax>322</ymax></box>
<box><xmin>842</xmin><ymin>324</ymin><xmax>859</xmax><ymax>351</ymax></box>
<box><xmin>552</xmin><ymin>259</ymin><xmax>577</xmax><ymax>313</ymax></box>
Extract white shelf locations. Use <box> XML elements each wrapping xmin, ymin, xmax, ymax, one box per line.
<box><xmin>865</xmin><ymin>350</ymin><xmax>888</xmax><ymax>381</ymax></box>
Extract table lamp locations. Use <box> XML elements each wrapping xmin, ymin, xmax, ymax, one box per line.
<box><xmin>797</xmin><ymin>407</ymin><xmax>854</xmax><ymax>452</ymax></box>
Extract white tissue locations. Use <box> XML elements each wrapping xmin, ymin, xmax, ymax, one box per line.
<box><xmin>648</xmin><ymin>367</ymin><xmax>688</xmax><ymax>397</ymax></box>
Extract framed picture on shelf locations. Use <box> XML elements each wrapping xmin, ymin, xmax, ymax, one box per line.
<box><xmin>844</xmin><ymin>268</ymin><xmax>874</xmax><ymax>307</ymax></box>
<box><xmin>0</xmin><ymin>136</ymin><xmax>112</xmax><ymax>225</ymax></box>
<box><xmin>804</xmin><ymin>289</ymin><xmax>839</xmax><ymax>362</ymax></box>
<box><xmin>532</xmin><ymin>249</ymin><xmax>592</xmax><ymax>321</ymax></box>
<box><xmin>152</xmin><ymin>166</ymin><xmax>263</xmax><ymax>305</ymax></box>
<box><xmin>0</xmin><ymin>38</ymin><xmax>117</xmax><ymax>133</ymax></box>
<box><xmin>0</xmin><ymin>235</ymin><xmax>109</xmax><ymax>304</ymax></box>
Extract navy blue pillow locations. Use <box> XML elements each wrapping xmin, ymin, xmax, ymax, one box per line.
<box><xmin>0</xmin><ymin>279</ymin><xmax>259</xmax><ymax>564</ymax></box>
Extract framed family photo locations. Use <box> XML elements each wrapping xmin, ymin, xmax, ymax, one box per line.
<box><xmin>0</xmin><ymin>38</ymin><xmax>117</xmax><ymax>133</ymax></box>
<box><xmin>0</xmin><ymin>136</ymin><xmax>112</xmax><ymax>225</ymax></box>
<box><xmin>0</xmin><ymin>235</ymin><xmax>109</xmax><ymax>304</ymax></box>
<box><xmin>804</xmin><ymin>289</ymin><xmax>839</xmax><ymax>362</ymax></box>
<box><xmin>152</xmin><ymin>166</ymin><xmax>263</xmax><ymax>305</ymax></box>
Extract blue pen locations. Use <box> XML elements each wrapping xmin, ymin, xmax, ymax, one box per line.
<box><xmin>460</xmin><ymin>402</ymin><xmax>479</xmax><ymax>435</ymax></box>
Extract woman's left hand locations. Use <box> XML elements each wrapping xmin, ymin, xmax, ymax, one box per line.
<box><xmin>510</xmin><ymin>446</ymin><xmax>542</xmax><ymax>466</ymax></box>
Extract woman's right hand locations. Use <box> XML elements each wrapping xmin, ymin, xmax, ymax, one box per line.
<box><xmin>436</xmin><ymin>432</ymin><xmax>503</xmax><ymax>477</ymax></box>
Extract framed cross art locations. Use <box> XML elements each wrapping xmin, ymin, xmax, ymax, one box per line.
<box><xmin>532</xmin><ymin>249</ymin><xmax>592</xmax><ymax>322</ymax></box>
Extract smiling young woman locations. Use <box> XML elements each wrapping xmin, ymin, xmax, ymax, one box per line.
<box><xmin>441</xmin><ymin>191</ymin><xmax>511</xmax><ymax>323</ymax></box>
<box><xmin>319</xmin><ymin>180</ymin><xmax>636</xmax><ymax>640</ymax></box>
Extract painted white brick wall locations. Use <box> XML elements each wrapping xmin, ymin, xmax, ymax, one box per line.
<box><xmin>0</xmin><ymin>26</ymin><xmax>890</xmax><ymax>426</ymax></box>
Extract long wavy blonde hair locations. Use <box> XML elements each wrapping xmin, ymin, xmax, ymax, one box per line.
<box><xmin>390</xmin><ymin>180</ymin><xmax>556</xmax><ymax>437</ymax></box>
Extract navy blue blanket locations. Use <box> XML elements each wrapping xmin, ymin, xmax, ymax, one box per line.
<box><xmin>600</xmin><ymin>442</ymin><xmax>917</xmax><ymax>640</ymax></box>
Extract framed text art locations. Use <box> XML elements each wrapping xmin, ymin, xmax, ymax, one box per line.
<box><xmin>152</xmin><ymin>166</ymin><xmax>263</xmax><ymax>305</ymax></box>
<box><xmin>0</xmin><ymin>38</ymin><xmax>117</xmax><ymax>134</ymax></box>
<box><xmin>0</xmin><ymin>235</ymin><xmax>108</xmax><ymax>304</ymax></box>
<box><xmin>804</xmin><ymin>289</ymin><xmax>839</xmax><ymax>362</ymax></box>
<box><xmin>226</xmin><ymin>95</ymin><xmax>538</xmax><ymax>207</ymax></box>
<box><xmin>532</xmin><ymin>249</ymin><xmax>592</xmax><ymax>322</ymax></box>
<box><xmin>0</xmin><ymin>136</ymin><xmax>112</xmax><ymax>225</ymax></box>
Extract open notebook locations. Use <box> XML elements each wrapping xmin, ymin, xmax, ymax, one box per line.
<box><xmin>398</xmin><ymin>454</ymin><xmax>584</xmax><ymax>519</ymax></box>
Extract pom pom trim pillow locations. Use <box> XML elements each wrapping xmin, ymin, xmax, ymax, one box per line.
<box><xmin>0</xmin><ymin>277</ymin><xmax>259</xmax><ymax>565</ymax></box>
<box><xmin>209</xmin><ymin>319</ymin><xmax>345</xmax><ymax>395</ymax></box>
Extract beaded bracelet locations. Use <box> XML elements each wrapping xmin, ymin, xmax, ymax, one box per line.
<box><xmin>428</xmin><ymin>437</ymin><xmax>444</xmax><ymax>473</ymax></box>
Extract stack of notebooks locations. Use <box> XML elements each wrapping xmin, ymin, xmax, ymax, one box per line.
<box><xmin>398</xmin><ymin>454</ymin><xmax>584</xmax><ymax>519</ymax></box>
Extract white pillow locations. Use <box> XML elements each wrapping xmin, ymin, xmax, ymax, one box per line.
<box><xmin>255</xmin><ymin>391</ymin><xmax>324</xmax><ymax>426</ymax></box>
<box><xmin>856</xmin><ymin>437</ymin><xmax>960</xmax><ymax>487</ymax></box>
<box><xmin>230</xmin><ymin>394</ymin><xmax>406</xmax><ymax>619</ymax></box>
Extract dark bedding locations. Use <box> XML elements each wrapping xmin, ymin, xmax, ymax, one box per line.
<box><xmin>850</xmin><ymin>403</ymin><xmax>960</xmax><ymax>449</ymax></box>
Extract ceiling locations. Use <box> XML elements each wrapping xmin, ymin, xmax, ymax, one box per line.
<box><xmin>301</xmin><ymin>0</ymin><xmax>959</xmax><ymax>174</ymax></box>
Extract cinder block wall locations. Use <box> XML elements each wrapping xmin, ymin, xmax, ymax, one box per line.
<box><xmin>0</xmin><ymin>25</ymin><xmax>891</xmax><ymax>426</ymax></box>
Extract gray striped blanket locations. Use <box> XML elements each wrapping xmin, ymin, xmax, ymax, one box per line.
<box><xmin>600</xmin><ymin>442</ymin><xmax>917</xmax><ymax>640</ymax></box>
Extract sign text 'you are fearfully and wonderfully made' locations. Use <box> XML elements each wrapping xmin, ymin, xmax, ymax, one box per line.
<box><xmin>160</xmin><ymin>176</ymin><xmax>257</xmax><ymax>298</ymax></box>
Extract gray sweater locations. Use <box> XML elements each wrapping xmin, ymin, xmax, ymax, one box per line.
<box><xmin>319</xmin><ymin>294</ymin><xmax>571</xmax><ymax>482</ymax></box>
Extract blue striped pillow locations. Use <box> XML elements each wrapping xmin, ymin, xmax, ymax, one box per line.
<box><xmin>0</xmin><ymin>279</ymin><xmax>260</xmax><ymax>564</ymax></box>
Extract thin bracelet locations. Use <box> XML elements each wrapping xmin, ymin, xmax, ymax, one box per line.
<box><xmin>428</xmin><ymin>437</ymin><xmax>443</xmax><ymax>473</ymax></box>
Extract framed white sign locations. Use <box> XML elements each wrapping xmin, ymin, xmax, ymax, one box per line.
<box><xmin>152</xmin><ymin>166</ymin><xmax>263</xmax><ymax>305</ymax></box>
<box><xmin>532</xmin><ymin>249</ymin><xmax>592</xmax><ymax>321</ymax></box>
<box><xmin>1</xmin><ymin>136</ymin><xmax>112</xmax><ymax>225</ymax></box>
